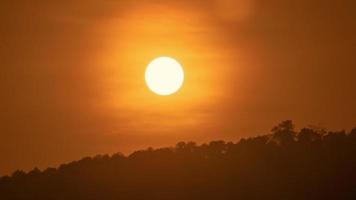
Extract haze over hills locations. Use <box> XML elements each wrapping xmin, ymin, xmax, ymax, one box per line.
<box><xmin>1</xmin><ymin>121</ymin><xmax>356</xmax><ymax>200</ymax></box>
<box><xmin>2</xmin><ymin>1</ymin><xmax>356</xmax><ymax>199</ymax></box>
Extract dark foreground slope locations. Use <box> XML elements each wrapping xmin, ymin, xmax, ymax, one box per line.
<box><xmin>1</xmin><ymin>121</ymin><xmax>356</xmax><ymax>200</ymax></box>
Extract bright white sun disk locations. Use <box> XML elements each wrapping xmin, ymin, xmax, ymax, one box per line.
<box><xmin>145</xmin><ymin>57</ymin><xmax>184</xmax><ymax>96</ymax></box>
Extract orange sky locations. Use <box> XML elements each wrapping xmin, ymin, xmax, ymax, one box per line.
<box><xmin>1</xmin><ymin>0</ymin><xmax>356</xmax><ymax>175</ymax></box>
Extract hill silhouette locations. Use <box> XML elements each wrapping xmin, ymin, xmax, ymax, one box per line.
<box><xmin>1</xmin><ymin>121</ymin><xmax>356</xmax><ymax>200</ymax></box>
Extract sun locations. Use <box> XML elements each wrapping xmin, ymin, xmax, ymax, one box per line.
<box><xmin>145</xmin><ymin>57</ymin><xmax>184</xmax><ymax>96</ymax></box>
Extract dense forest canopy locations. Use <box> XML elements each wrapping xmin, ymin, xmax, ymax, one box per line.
<box><xmin>1</xmin><ymin>121</ymin><xmax>356</xmax><ymax>199</ymax></box>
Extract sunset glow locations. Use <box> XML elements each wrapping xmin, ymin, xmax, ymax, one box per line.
<box><xmin>1</xmin><ymin>0</ymin><xmax>355</xmax><ymax>183</ymax></box>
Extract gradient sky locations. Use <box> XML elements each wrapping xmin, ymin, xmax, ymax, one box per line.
<box><xmin>1</xmin><ymin>0</ymin><xmax>356</xmax><ymax>175</ymax></box>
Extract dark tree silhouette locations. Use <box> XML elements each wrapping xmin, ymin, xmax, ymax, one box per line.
<box><xmin>271</xmin><ymin>120</ymin><xmax>296</xmax><ymax>146</ymax></box>
<box><xmin>1</xmin><ymin>121</ymin><xmax>356</xmax><ymax>200</ymax></box>
<box><xmin>298</xmin><ymin>128</ymin><xmax>322</xmax><ymax>144</ymax></box>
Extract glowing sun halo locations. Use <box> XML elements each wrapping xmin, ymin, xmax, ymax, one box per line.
<box><xmin>145</xmin><ymin>57</ymin><xmax>184</xmax><ymax>96</ymax></box>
